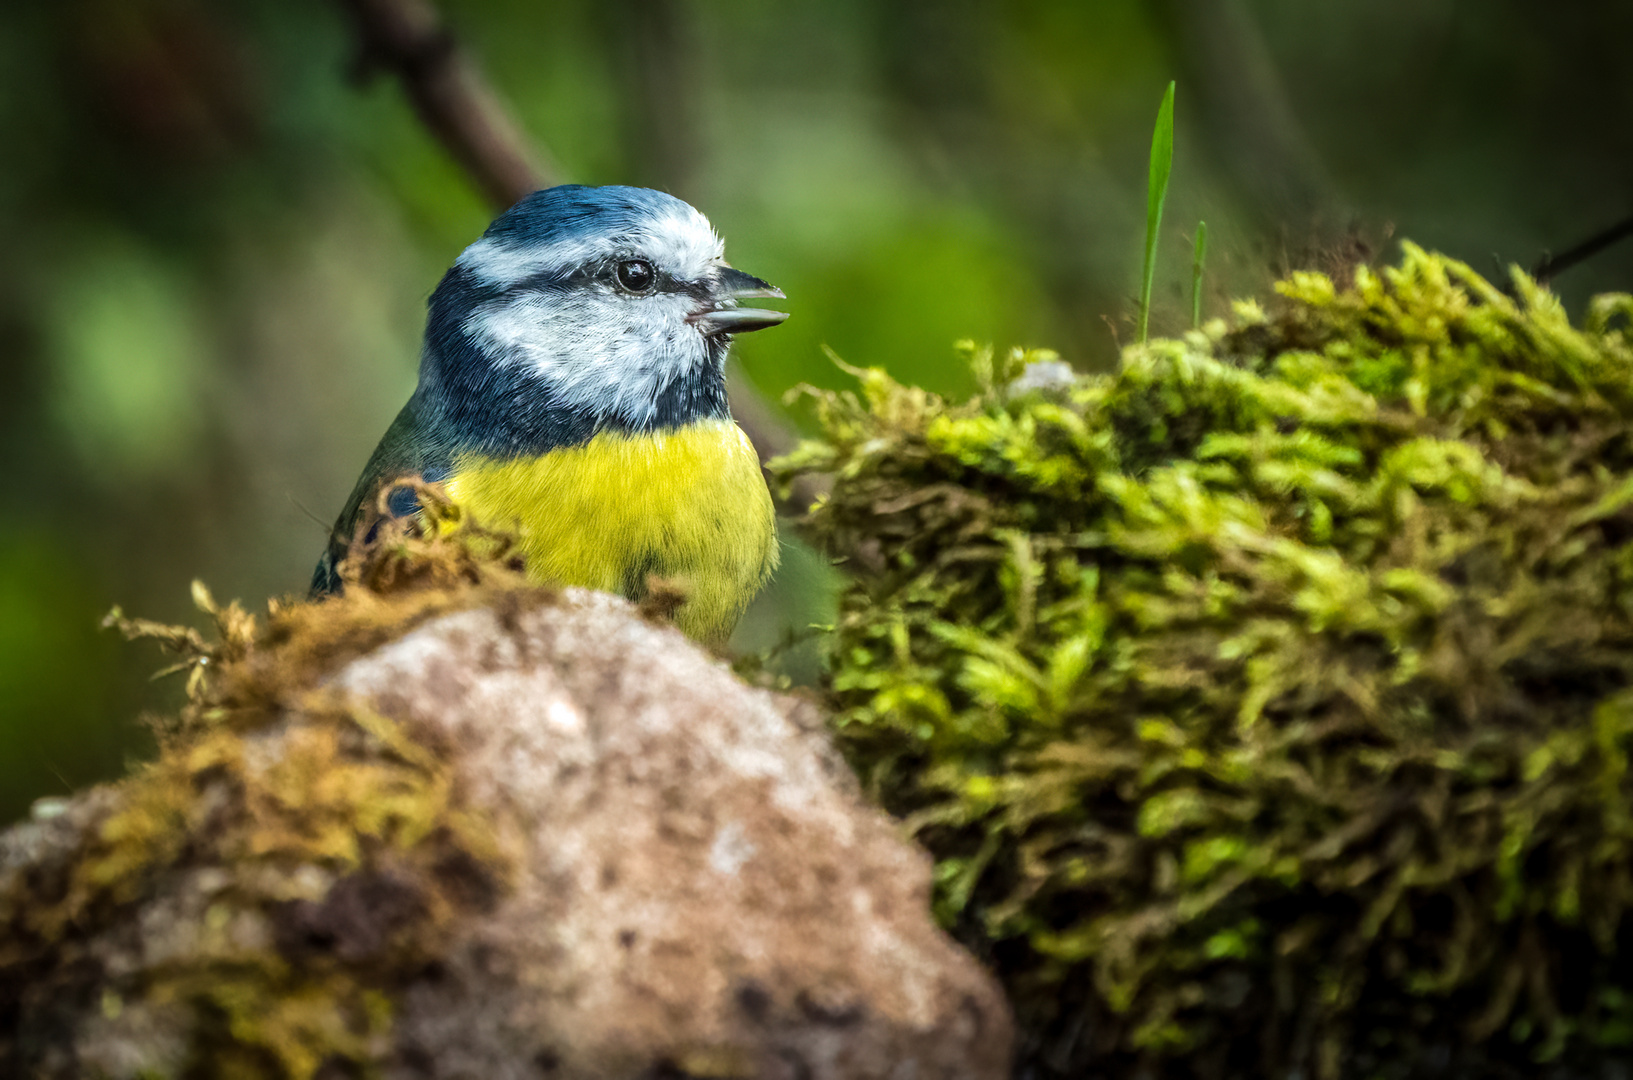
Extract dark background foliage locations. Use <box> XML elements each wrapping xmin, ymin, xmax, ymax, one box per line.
<box><xmin>1</xmin><ymin>0</ymin><xmax>1630</xmax><ymax>822</ymax></box>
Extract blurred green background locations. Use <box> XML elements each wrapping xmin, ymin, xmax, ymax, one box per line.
<box><xmin>1</xmin><ymin>0</ymin><xmax>1630</xmax><ymax>822</ymax></box>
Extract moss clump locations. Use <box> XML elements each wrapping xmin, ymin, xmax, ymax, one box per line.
<box><xmin>776</xmin><ymin>246</ymin><xmax>1633</xmax><ymax>1078</ymax></box>
<box><xmin>1</xmin><ymin>489</ymin><xmax>536</xmax><ymax>1079</ymax></box>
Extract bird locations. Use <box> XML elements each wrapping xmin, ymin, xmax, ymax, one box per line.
<box><xmin>310</xmin><ymin>184</ymin><xmax>789</xmax><ymax>642</ymax></box>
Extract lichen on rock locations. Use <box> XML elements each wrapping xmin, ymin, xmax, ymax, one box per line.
<box><xmin>1</xmin><ymin>490</ymin><xmax>1011</xmax><ymax>1079</ymax></box>
<box><xmin>775</xmin><ymin>246</ymin><xmax>1633</xmax><ymax>1078</ymax></box>
<box><xmin>4</xmin><ymin>495</ymin><xmax>526</xmax><ymax>1079</ymax></box>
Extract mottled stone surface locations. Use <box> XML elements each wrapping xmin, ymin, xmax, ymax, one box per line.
<box><xmin>1</xmin><ymin>589</ymin><xmax>1012</xmax><ymax>1079</ymax></box>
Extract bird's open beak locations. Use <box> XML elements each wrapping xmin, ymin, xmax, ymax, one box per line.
<box><xmin>689</xmin><ymin>266</ymin><xmax>789</xmax><ymax>336</ymax></box>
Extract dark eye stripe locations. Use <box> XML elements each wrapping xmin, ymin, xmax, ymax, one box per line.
<box><xmin>499</xmin><ymin>260</ymin><xmax>702</xmax><ymax>298</ymax></box>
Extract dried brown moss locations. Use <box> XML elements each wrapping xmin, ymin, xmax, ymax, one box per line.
<box><xmin>776</xmin><ymin>247</ymin><xmax>1633</xmax><ymax>1078</ymax></box>
<box><xmin>1</xmin><ymin>486</ymin><xmax>539</xmax><ymax>1079</ymax></box>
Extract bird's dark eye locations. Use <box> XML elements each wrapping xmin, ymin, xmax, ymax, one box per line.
<box><xmin>616</xmin><ymin>259</ymin><xmax>656</xmax><ymax>293</ymax></box>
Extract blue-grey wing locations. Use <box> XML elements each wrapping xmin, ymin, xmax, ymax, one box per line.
<box><xmin>309</xmin><ymin>398</ymin><xmax>451</xmax><ymax>597</ymax></box>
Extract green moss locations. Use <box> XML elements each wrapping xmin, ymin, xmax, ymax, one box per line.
<box><xmin>777</xmin><ymin>246</ymin><xmax>1633</xmax><ymax>1077</ymax></box>
<box><xmin>3</xmin><ymin>492</ymin><xmax>530</xmax><ymax>1079</ymax></box>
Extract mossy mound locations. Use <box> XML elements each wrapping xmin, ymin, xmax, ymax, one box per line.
<box><xmin>776</xmin><ymin>246</ymin><xmax>1633</xmax><ymax>1078</ymax></box>
<box><xmin>1</xmin><ymin>492</ymin><xmax>534</xmax><ymax>1079</ymax></box>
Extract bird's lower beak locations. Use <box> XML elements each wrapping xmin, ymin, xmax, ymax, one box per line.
<box><xmin>689</xmin><ymin>266</ymin><xmax>789</xmax><ymax>336</ymax></box>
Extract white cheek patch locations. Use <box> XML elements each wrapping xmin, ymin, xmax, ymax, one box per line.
<box><xmin>463</xmin><ymin>294</ymin><xmax>558</xmax><ymax>369</ymax></box>
<box><xmin>462</xmin><ymin>291</ymin><xmax>710</xmax><ymax>427</ymax></box>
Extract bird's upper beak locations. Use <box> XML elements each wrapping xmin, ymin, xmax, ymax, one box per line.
<box><xmin>688</xmin><ymin>266</ymin><xmax>789</xmax><ymax>337</ymax></box>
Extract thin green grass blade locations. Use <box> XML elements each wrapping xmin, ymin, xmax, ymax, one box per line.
<box><xmin>1192</xmin><ymin>220</ymin><xmax>1208</xmax><ymax>329</ymax></box>
<box><xmin>1138</xmin><ymin>81</ymin><xmax>1176</xmax><ymax>345</ymax></box>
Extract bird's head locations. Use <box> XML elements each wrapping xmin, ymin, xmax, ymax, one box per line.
<box><xmin>419</xmin><ymin>185</ymin><xmax>786</xmax><ymax>450</ymax></box>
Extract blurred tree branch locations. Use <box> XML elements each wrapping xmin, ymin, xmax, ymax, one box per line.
<box><xmin>336</xmin><ymin>0</ymin><xmax>555</xmax><ymax>207</ymax></box>
<box><xmin>329</xmin><ymin>0</ymin><xmax>821</xmax><ymax>513</ymax></box>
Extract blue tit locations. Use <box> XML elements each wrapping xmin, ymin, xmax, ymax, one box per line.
<box><xmin>310</xmin><ymin>184</ymin><xmax>789</xmax><ymax>642</ymax></box>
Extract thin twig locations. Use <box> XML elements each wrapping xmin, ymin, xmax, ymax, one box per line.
<box><xmin>1530</xmin><ymin>215</ymin><xmax>1633</xmax><ymax>286</ymax></box>
<box><xmin>330</xmin><ymin>0</ymin><xmax>823</xmax><ymax>512</ymax></box>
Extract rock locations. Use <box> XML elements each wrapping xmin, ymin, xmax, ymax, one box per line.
<box><xmin>0</xmin><ymin>588</ymin><xmax>1012</xmax><ymax>1080</ymax></box>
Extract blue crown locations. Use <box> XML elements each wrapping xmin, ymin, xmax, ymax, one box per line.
<box><xmin>482</xmin><ymin>184</ymin><xmax>697</xmax><ymax>250</ymax></box>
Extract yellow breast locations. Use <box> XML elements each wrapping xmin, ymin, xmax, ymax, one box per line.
<box><xmin>444</xmin><ymin>419</ymin><xmax>778</xmax><ymax>642</ymax></box>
